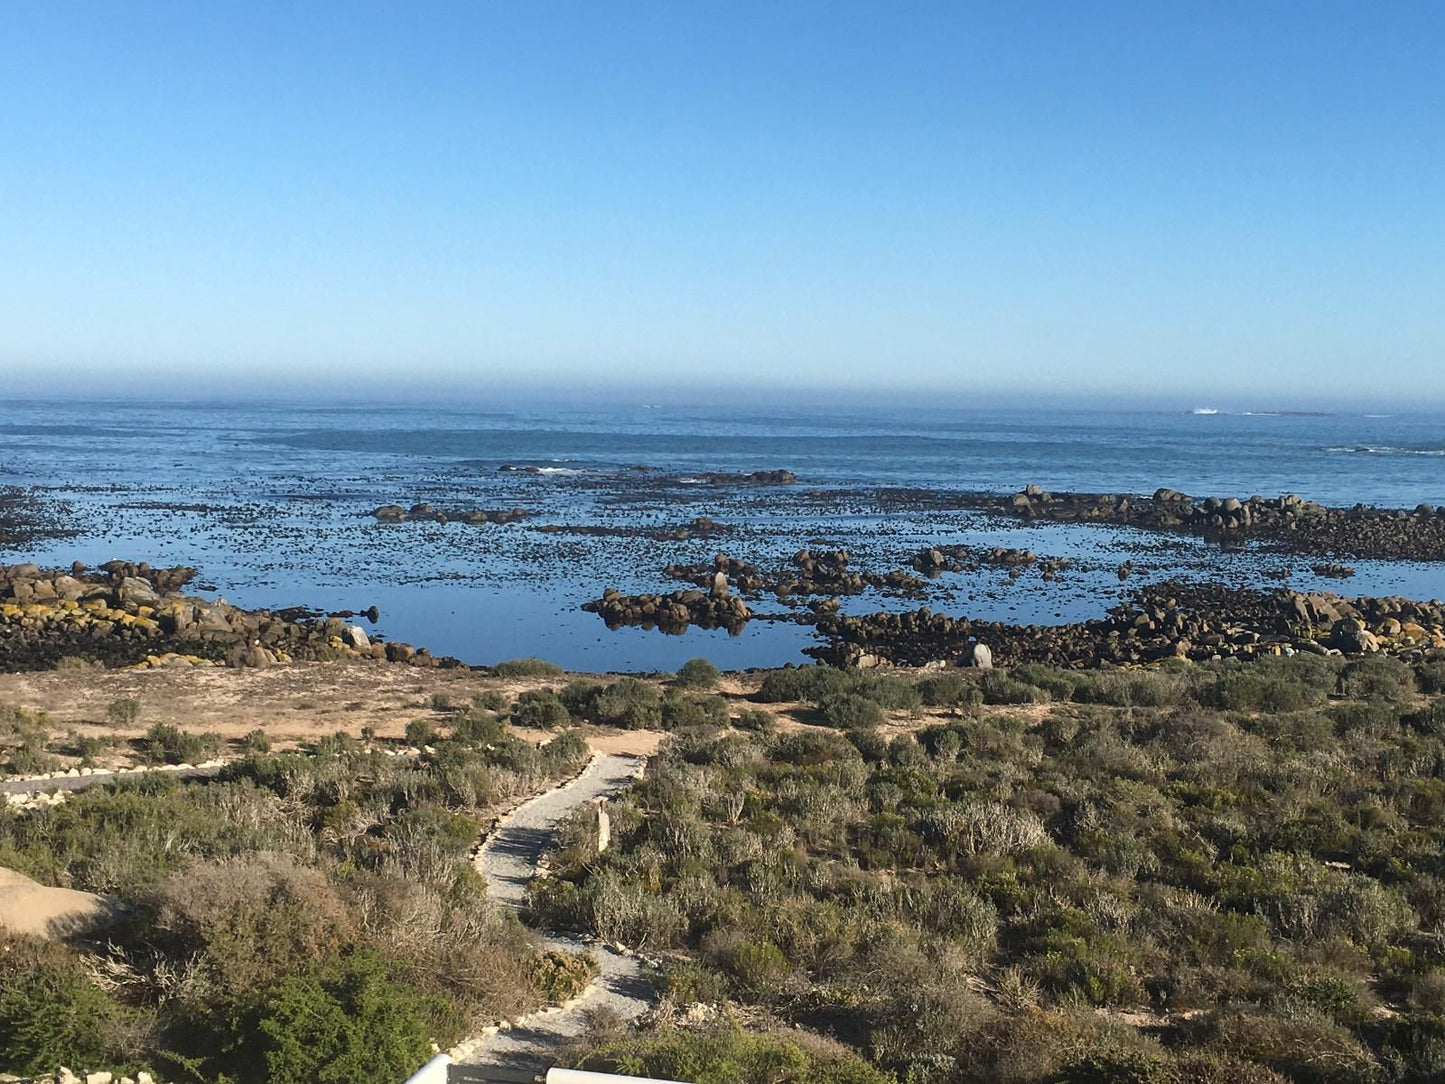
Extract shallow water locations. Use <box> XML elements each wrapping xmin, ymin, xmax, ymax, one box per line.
<box><xmin>4</xmin><ymin>399</ymin><xmax>1444</xmax><ymax>670</ymax></box>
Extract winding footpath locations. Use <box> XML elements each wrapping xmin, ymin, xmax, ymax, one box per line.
<box><xmin>450</xmin><ymin>753</ymin><xmax>652</xmax><ymax>1081</ymax></box>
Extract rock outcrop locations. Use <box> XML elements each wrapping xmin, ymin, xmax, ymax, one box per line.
<box><xmin>809</xmin><ymin>581</ymin><xmax>1445</xmax><ymax>669</ymax></box>
<box><xmin>0</xmin><ymin>561</ymin><xmax>449</xmax><ymax>672</ymax></box>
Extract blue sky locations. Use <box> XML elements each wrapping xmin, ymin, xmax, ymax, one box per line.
<box><xmin>2</xmin><ymin>2</ymin><xmax>1442</xmax><ymax>404</ymax></box>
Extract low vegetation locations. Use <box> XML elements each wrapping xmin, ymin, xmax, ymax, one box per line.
<box><xmin>525</xmin><ymin>654</ymin><xmax>1445</xmax><ymax>1084</ymax></box>
<box><xmin>0</xmin><ymin>707</ymin><xmax>590</xmax><ymax>1082</ymax></box>
<box><xmin>8</xmin><ymin>652</ymin><xmax>1445</xmax><ymax>1083</ymax></box>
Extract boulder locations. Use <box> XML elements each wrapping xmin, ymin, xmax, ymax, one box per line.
<box><xmin>116</xmin><ymin>576</ymin><xmax>161</xmax><ymax>608</ymax></box>
<box><xmin>964</xmin><ymin>642</ymin><xmax>993</xmax><ymax>669</ymax></box>
<box><xmin>343</xmin><ymin>625</ymin><xmax>371</xmax><ymax>651</ymax></box>
<box><xmin>1329</xmin><ymin>618</ymin><xmax>1380</xmax><ymax>654</ymax></box>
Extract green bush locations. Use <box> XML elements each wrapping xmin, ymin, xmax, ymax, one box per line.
<box><xmin>512</xmin><ymin>690</ymin><xmax>573</xmax><ymax>730</ymax></box>
<box><xmin>1339</xmin><ymin>655</ymin><xmax>1418</xmax><ymax>702</ymax></box>
<box><xmin>917</xmin><ymin>672</ymin><xmax>983</xmax><ymax>708</ymax></box>
<box><xmin>142</xmin><ymin>722</ymin><xmax>221</xmax><ymax>765</ymax></box>
<box><xmin>452</xmin><ymin>710</ymin><xmax>505</xmax><ymax>745</ymax></box>
<box><xmin>821</xmin><ymin>693</ymin><xmax>885</xmax><ymax>730</ymax></box>
<box><xmin>733</xmin><ymin>708</ymin><xmax>777</xmax><ymax>733</ymax></box>
<box><xmin>107</xmin><ymin>697</ymin><xmax>142</xmax><ymax>727</ymax></box>
<box><xmin>529</xmin><ymin>949</ymin><xmax>598</xmax><ymax>1001</ymax></box>
<box><xmin>590</xmin><ymin>678</ymin><xmax>663</xmax><ymax>730</ymax></box>
<box><xmin>255</xmin><ymin>950</ymin><xmax>463</xmax><ymax>1084</ymax></box>
<box><xmin>675</xmin><ymin>657</ymin><xmax>722</xmax><ymax>689</ymax></box>
<box><xmin>578</xmin><ymin>1026</ymin><xmax>893</xmax><ymax>1084</ymax></box>
<box><xmin>1194</xmin><ymin>655</ymin><xmax>1337</xmax><ymax>712</ymax></box>
<box><xmin>0</xmin><ymin>942</ymin><xmax>140</xmax><ymax>1077</ymax></box>
<box><xmin>490</xmin><ymin>657</ymin><xmax>564</xmax><ymax>678</ymax></box>
<box><xmin>661</xmin><ymin>693</ymin><xmax>730</xmax><ymax>731</ymax></box>
<box><xmin>241</xmin><ymin>728</ymin><xmax>272</xmax><ymax>754</ymax></box>
<box><xmin>471</xmin><ymin>690</ymin><xmax>507</xmax><ymax>711</ymax></box>
<box><xmin>980</xmin><ymin>669</ymin><xmax>1051</xmax><ymax>705</ymax></box>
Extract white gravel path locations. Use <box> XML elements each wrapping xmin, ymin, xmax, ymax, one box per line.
<box><xmin>452</xmin><ymin>753</ymin><xmax>652</xmax><ymax>1079</ymax></box>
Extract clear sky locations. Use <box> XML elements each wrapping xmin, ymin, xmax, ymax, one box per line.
<box><xmin>2</xmin><ymin>2</ymin><xmax>1442</xmax><ymax>405</ymax></box>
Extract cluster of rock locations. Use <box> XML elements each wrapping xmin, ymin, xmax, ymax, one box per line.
<box><xmin>913</xmin><ymin>545</ymin><xmax>1073</xmax><ymax>580</ymax></box>
<box><xmin>693</xmin><ymin>469</ymin><xmax>797</xmax><ymax>486</ymax></box>
<box><xmin>809</xmin><ymin>581</ymin><xmax>1445</xmax><ymax>669</ymax></box>
<box><xmin>975</xmin><ymin>485</ymin><xmax>1445</xmax><ymax>561</ymax></box>
<box><xmin>23</xmin><ymin>1069</ymin><xmax>161</xmax><ymax>1084</ymax></box>
<box><xmin>1312</xmin><ymin>563</ymin><xmax>1356</xmax><ymax>579</ymax></box>
<box><xmin>539</xmin><ymin>516</ymin><xmax>730</xmax><ymax>542</ymax></box>
<box><xmin>0</xmin><ymin>561</ymin><xmax>447</xmax><ymax>672</ymax></box>
<box><xmin>583</xmin><ymin>577</ymin><xmax>752</xmax><ymax>632</ymax></box>
<box><xmin>662</xmin><ymin>550</ymin><xmax>925</xmax><ymax>600</ymax></box>
<box><xmin>371</xmin><ymin>503</ymin><xmax>529</xmax><ymax>524</ymax></box>
<box><xmin>774</xmin><ymin>549</ymin><xmax>925</xmax><ymax>597</ymax></box>
<box><xmin>666</xmin><ymin>555</ymin><xmax>767</xmax><ymax>594</ymax></box>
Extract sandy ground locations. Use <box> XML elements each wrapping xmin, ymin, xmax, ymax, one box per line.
<box><xmin>0</xmin><ymin>662</ymin><xmax>672</xmax><ymax>759</ymax></box>
<box><xmin>0</xmin><ymin>661</ymin><xmax>1000</xmax><ymax>776</ymax></box>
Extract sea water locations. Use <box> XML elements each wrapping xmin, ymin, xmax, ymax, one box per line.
<box><xmin>3</xmin><ymin>399</ymin><xmax>1443</xmax><ymax>670</ymax></box>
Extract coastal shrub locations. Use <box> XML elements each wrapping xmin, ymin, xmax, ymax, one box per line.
<box><xmin>1193</xmin><ymin>1009</ymin><xmax>1379</xmax><ymax>1083</ymax></box>
<box><xmin>1011</xmin><ymin>664</ymin><xmax>1082</xmax><ymax>701</ymax></box>
<box><xmin>241</xmin><ymin>728</ymin><xmax>272</xmax><ymax>754</ymax></box>
<box><xmin>917</xmin><ymin>671</ymin><xmax>983</xmax><ymax>708</ymax></box>
<box><xmin>1</xmin><ymin>707</ymin><xmax>56</xmax><ymax>776</ymax></box>
<box><xmin>1405</xmin><ymin>699</ymin><xmax>1445</xmax><ymax>737</ymax></box>
<box><xmin>577</xmin><ymin>1026</ymin><xmax>893</xmax><ymax>1084</ymax></box>
<box><xmin>1073</xmin><ymin>668</ymin><xmax>1187</xmax><ymax>708</ymax></box>
<box><xmin>404</xmin><ymin>718</ymin><xmax>437</xmax><ymax>747</ymax></box>
<box><xmin>821</xmin><ymin>693</ymin><xmax>885</xmax><ymax>730</ymax></box>
<box><xmin>591</xmin><ymin>678</ymin><xmax>663</xmax><ymax>730</ymax></box>
<box><xmin>733</xmin><ymin>708</ymin><xmax>777</xmax><ymax>733</ymax></box>
<box><xmin>704</xmin><ymin>933</ymin><xmax>791</xmax><ymax>997</ymax></box>
<box><xmin>756</xmin><ymin>665</ymin><xmax>854</xmax><ymax>704</ymax></box>
<box><xmin>528</xmin><ymin>949</ymin><xmax>598</xmax><ymax>1002</ymax></box>
<box><xmin>675</xmin><ymin>657</ymin><xmax>721</xmax><ymax>689</ymax></box>
<box><xmin>142</xmin><ymin>722</ymin><xmax>221</xmax><ymax>765</ymax></box>
<box><xmin>1339</xmin><ymin>655</ymin><xmax>1418</xmax><ymax>702</ymax></box>
<box><xmin>0</xmin><ymin>940</ymin><xmax>140</xmax><ymax>1077</ymax></box>
<box><xmin>661</xmin><ymin>692</ymin><xmax>729</xmax><ymax>731</ymax></box>
<box><xmin>490</xmin><ymin>657</ymin><xmax>564</xmax><ymax>678</ymax></box>
<box><xmin>560</xmin><ymin>679</ymin><xmax>606</xmax><ymax>717</ymax></box>
<box><xmin>980</xmin><ymin>669</ymin><xmax>1051</xmax><ymax>705</ymax></box>
<box><xmin>156</xmin><ymin>853</ymin><xmax>355</xmax><ymax>996</ymax></box>
<box><xmin>471</xmin><ymin>689</ymin><xmax>507</xmax><ymax>711</ymax></box>
<box><xmin>512</xmin><ymin>689</ymin><xmax>573</xmax><ymax>730</ymax></box>
<box><xmin>107</xmin><ymin>697</ymin><xmax>142</xmax><ymax>726</ymax></box>
<box><xmin>452</xmin><ymin>710</ymin><xmax>506</xmax><ymax>745</ymax></box>
<box><xmin>1415</xmin><ymin>660</ymin><xmax>1445</xmax><ymax>694</ymax></box>
<box><xmin>1197</xmin><ymin>655</ymin><xmax>1336</xmax><ymax>712</ymax></box>
<box><xmin>254</xmin><ymin>950</ymin><xmax>462</xmax><ymax>1084</ymax></box>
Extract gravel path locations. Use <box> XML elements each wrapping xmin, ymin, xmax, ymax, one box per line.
<box><xmin>452</xmin><ymin>753</ymin><xmax>651</xmax><ymax>1079</ymax></box>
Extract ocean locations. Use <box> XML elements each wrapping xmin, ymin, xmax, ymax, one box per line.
<box><xmin>3</xmin><ymin>399</ymin><xmax>1443</xmax><ymax>671</ymax></box>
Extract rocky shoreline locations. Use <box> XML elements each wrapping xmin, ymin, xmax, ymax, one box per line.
<box><xmin>966</xmin><ymin>485</ymin><xmax>1445</xmax><ymax>561</ymax></box>
<box><xmin>0</xmin><ymin>560</ymin><xmax>454</xmax><ymax>672</ymax></box>
<box><xmin>809</xmin><ymin>580</ymin><xmax>1445</xmax><ymax>669</ymax></box>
